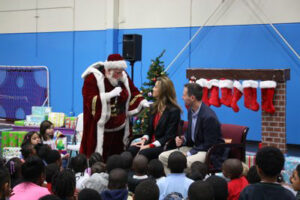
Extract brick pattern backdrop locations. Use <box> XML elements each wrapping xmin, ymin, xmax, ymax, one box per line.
<box><xmin>262</xmin><ymin>82</ymin><xmax>286</xmax><ymax>153</ymax></box>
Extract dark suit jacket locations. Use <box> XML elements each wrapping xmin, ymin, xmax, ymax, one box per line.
<box><xmin>145</xmin><ymin>104</ymin><xmax>181</xmax><ymax>148</ymax></box>
<box><xmin>185</xmin><ymin>103</ymin><xmax>224</xmax><ymax>155</ymax></box>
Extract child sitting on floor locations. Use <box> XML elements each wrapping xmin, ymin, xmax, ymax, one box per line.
<box><xmin>69</xmin><ymin>154</ymin><xmax>89</xmax><ymax>190</ymax></box>
<box><xmin>148</xmin><ymin>159</ymin><xmax>165</xmax><ymax>182</ymax></box>
<box><xmin>222</xmin><ymin>158</ymin><xmax>248</xmax><ymax>200</ymax></box>
<box><xmin>128</xmin><ymin>154</ymin><xmax>149</xmax><ymax>193</ymax></box>
<box><xmin>0</xmin><ymin>167</ymin><xmax>11</xmax><ymax>200</ymax></box>
<box><xmin>22</xmin><ymin>131</ymin><xmax>41</xmax><ymax>146</ymax></box>
<box><xmin>290</xmin><ymin>164</ymin><xmax>300</xmax><ymax>200</ymax></box>
<box><xmin>5</xmin><ymin>157</ymin><xmax>22</xmax><ymax>188</ymax></box>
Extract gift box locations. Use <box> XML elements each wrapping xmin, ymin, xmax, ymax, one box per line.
<box><xmin>48</xmin><ymin>112</ymin><xmax>65</xmax><ymax>127</ymax></box>
<box><xmin>1</xmin><ymin>131</ymin><xmax>28</xmax><ymax>150</ymax></box>
<box><xmin>245</xmin><ymin>151</ymin><xmax>256</xmax><ymax>168</ymax></box>
<box><xmin>1</xmin><ymin>131</ymin><xmax>9</xmax><ymax>149</ymax></box>
<box><xmin>26</xmin><ymin>115</ymin><xmax>46</xmax><ymax>123</ymax></box>
<box><xmin>282</xmin><ymin>156</ymin><xmax>300</xmax><ymax>183</ymax></box>
<box><xmin>14</xmin><ymin>120</ymin><xmax>25</xmax><ymax>126</ymax></box>
<box><xmin>2</xmin><ymin>147</ymin><xmax>21</xmax><ymax>159</ymax></box>
<box><xmin>24</xmin><ymin>121</ymin><xmax>41</xmax><ymax>127</ymax></box>
<box><xmin>44</xmin><ymin>131</ymin><xmax>68</xmax><ymax>151</ymax></box>
<box><xmin>32</xmin><ymin>106</ymin><xmax>52</xmax><ymax>115</ymax></box>
<box><xmin>64</xmin><ymin>117</ymin><xmax>77</xmax><ymax>129</ymax></box>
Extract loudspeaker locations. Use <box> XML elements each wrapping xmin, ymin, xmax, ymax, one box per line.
<box><xmin>122</xmin><ymin>34</ymin><xmax>142</xmax><ymax>62</ymax></box>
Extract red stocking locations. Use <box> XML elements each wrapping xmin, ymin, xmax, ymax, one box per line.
<box><xmin>196</xmin><ymin>78</ymin><xmax>211</xmax><ymax>106</ymax></box>
<box><xmin>260</xmin><ymin>81</ymin><xmax>276</xmax><ymax>114</ymax></box>
<box><xmin>242</xmin><ymin>80</ymin><xmax>259</xmax><ymax>111</ymax></box>
<box><xmin>231</xmin><ymin>81</ymin><xmax>243</xmax><ymax>112</ymax></box>
<box><xmin>208</xmin><ymin>79</ymin><xmax>221</xmax><ymax>107</ymax></box>
<box><xmin>220</xmin><ymin>80</ymin><xmax>233</xmax><ymax>107</ymax></box>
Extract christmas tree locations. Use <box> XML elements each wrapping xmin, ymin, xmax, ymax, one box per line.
<box><xmin>132</xmin><ymin>50</ymin><xmax>168</xmax><ymax>135</ymax></box>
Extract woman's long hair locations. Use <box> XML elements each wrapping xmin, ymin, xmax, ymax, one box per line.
<box><xmin>151</xmin><ymin>76</ymin><xmax>182</xmax><ymax>114</ymax></box>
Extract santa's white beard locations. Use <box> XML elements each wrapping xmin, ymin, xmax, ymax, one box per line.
<box><xmin>106</xmin><ymin>71</ymin><xmax>123</xmax><ymax>86</ymax></box>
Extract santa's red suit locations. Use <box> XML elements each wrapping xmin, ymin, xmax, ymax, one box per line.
<box><xmin>79</xmin><ymin>54</ymin><xmax>147</xmax><ymax>160</ymax></box>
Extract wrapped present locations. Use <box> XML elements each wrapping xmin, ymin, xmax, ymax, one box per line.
<box><xmin>1</xmin><ymin>131</ymin><xmax>27</xmax><ymax>149</ymax></box>
<box><xmin>24</xmin><ymin>121</ymin><xmax>41</xmax><ymax>127</ymax></box>
<box><xmin>26</xmin><ymin>115</ymin><xmax>46</xmax><ymax>123</ymax></box>
<box><xmin>9</xmin><ymin>132</ymin><xmax>18</xmax><ymax>147</ymax></box>
<box><xmin>64</xmin><ymin>117</ymin><xmax>77</xmax><ymax>129</ymax></box>
<box><xmin>245</xmin><ymin>151</ymin><xmax>256</xmax><ymax>168</ymax></box>
<box><xmin>32</xmin><ymin>106</ymin><xmax>52</xmax><ymax>115</ymax></box>
<box><xmin>282</xmin><ymin>156</ymin><xmax>300</xmax><ymax>183</ymax></box>
<box><xmin>1</xmin><ymin>131</ymin><xmax>9</xmax><ymax>149</ymax></box>
<box><xmin>14</xmin><ymin>120</ymin><xmax>25</xmax><ymax>126</ymax></box>
<box><xmin>48</xmin><ymin>112</ymin><xmax>65</xmax><ymax>127</ymax></box>
<box><xmin>17</xmin><ymin>132</ymin><xmax>27</xmax><ymax>147</ymax></box>
<box><xmin>3</xmin><ymin>147</ymin><xmax>21</xmax><ymax>159</ymax></box>
<box><xmin>44</xmin><ymin>131</ymin><xmax>67</xmax><ymax>151</ymax></box>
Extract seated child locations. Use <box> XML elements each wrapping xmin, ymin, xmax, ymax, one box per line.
<box><xmin>128</xmin><ymin>154</ymin><xmax>149</xmax><ymax>193</ymax></box>
<box><xmin>22</xmin><ymin>131</ymin><xmax>41</xmax><ymax>146</ymax></box>
<box><xmin>206</xmin><ymin>175</ymin><xmax>228</xmax><ymax>200</ymax></box>
<box><xmin>188</xmin><ymin>180</ymin><xmax>214</xmax><ymax>200</ymax></box>
<box><xmin>120</xmin><ymin>151</ymin><xmax>133</xmax><ymax>172</ymax></box>
<box><xmin>0</xmin><ymin>167</ymin><xmax>11</xmax><ymax>200</ymax></box>
<box><xmin>148</xmin><ymin>159</ymin><xmax>165</xmax><ymax>182</ymax></box>
<box><xmin>5</xmin><ymin>157</ymin><xmax>22</xmax><ymax>188</ymax></box>
<box><xmin>45</xmin><ymin>150</ymin><xmax>62</xmax><ymax>167</ymax></box>
<box><xmin>45</xmin><ymin>163</ymin><xmax>60</xmax><ymax>192</ymax></box>
<box><xmin>101</xmin><ymin>168</ymin><xmax>132</xmax><ymax>200</ymax></box>
<box><xmin>10</xmin><ymin>156</ymin><xmax>50</xmax><ymax>200</ymax></box>
<box><xmin>40</xmin><ymin>120</ymin><xmax>55</xmax><ymax>142</ymax></box>
<box><xmin>35</xmin><ymin>144</ymin><xmax>51</xmax><ymax>164</ymax></box>
<box><xmin>69</xmin><ymin>154</ymin><xmax>89</xmax><ymax>190</ymax></box>
<box><xmin>86</xmin><ymin>152</ymin><xmax>104</xmax><ymax>175</ymax></box>
<box><xmin>83</xmin><ymin>162</ymin><xmax>108</xmax><ymax>193</ymax></box>
<box><xmin>134</xmin><ymin>180</ymin><xmax>159</xmax><ymax>200</ymax></box>
<box><xmin>187</xmin><ymin>161</ymin><xmax>208</xmax><ymax>181</ymax></box>
<box><xmin>246</xmin><ymin>166</ymin><xmax>261</xmax><ymax>184</ymax></box>
<box><xmin>290</xmin><ymin>164</ymin><xmax>300</xmax><ymax>200</ymax></box>
<box><xmin>21</xmin><ymin>143</ymin><xmax>37</xmax><ymax>161</ymax></box>
<box><xmin>52</xmin><ymin>169</ymin><xmax>76</xmax><ymax>200</ymax></box>
<box><xmin>239</xmin><ymin>146</ymin><xmax>296</xmax><ymax>200</ymax></box>
<box><xmin>222</xmin><ymin>158</ymin><xmax>248</xmax><ymax>200</ymax></box>
<box><xmin>78</xmin><ymin>188</ymin><xmax>102</xmax><ymax>200</ymax></box>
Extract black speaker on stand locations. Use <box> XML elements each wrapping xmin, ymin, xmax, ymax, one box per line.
<box><xmin>122</xmin><ymin>34</ymin><xmax>142</xmax><ymax>83</ymax></box>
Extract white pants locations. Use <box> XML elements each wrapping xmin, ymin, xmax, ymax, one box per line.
<box><xmin>158</xmin><ymin>146</ymin><xmax>206</xmax><ymax>174</ymax></box>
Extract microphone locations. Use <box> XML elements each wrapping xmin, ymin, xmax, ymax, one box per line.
<box><xmin>114</xmin><ymin>81</ymin><xmax>122</xmax><ymax>105</ymax></box>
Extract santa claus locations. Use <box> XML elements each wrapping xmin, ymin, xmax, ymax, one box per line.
<box><xmin>80</xmin><ymin>54</ymin><xmax>149</xmax><ymax>160</ymax></box>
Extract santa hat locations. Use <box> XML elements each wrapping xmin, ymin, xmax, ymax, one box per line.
<box><xmin>104</xmin><ymin>54</ymin><xmax>127</xmax><ymax>70</ymax></box>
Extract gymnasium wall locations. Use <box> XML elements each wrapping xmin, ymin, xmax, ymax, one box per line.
<box><xmin>0</xmin><ymin>0</ymin><xmax>299</xmax><ymax>143</ymax></box>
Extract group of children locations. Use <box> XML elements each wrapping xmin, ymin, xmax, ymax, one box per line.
<box><xmin>1</xmin><ymin>122</ymin><xmax>300</xmax><ymax>200</ymax></box>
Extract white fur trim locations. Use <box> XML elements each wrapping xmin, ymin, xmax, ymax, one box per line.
<box><xmin>233</xmin><ymin>81</ymin><xmax>243</xmax><ymax>92</ymax></box>
<box><xmin>219</xmin><ymin>80</ymin><xmax>233</xmax><ymax>88</ymax></box>
<box><xmin>92</xmin><ymin>72</ymin><xmax>107</xmax><ymax>154</ymax></box>
<box><xmin>142</xmin><ymin>135</ymin><xmax>149</xmax><ymax>141</ymax></box>
<box><xmin>105</xmin><ymin>123</ymin><xmax>126</xmax><ymax>132</ymax></box>
<box><xmin>122</xmin><ymin>71</ymin><xmax>131</xmax><ymax>146</ymax></box>
<box><xmin>152</xmin><ymin>140</ymin><xmax>161</xmax><ymax>147</ymax></box>
<box><xmin>242</xmin><ymin>80</ymin><xmax>258</xmax><ymax>88</ymax></box>
<box><xmin>196</xmin><ymin>78</ymin><xmax>207</xmax><ymax>87</ymax></box>
<box><xmin>209</xmin><ymin>79</ymin><xmax>219</xmax><ymax>87</ymax></box>
<box><xmin>81</xmin><ymin>61</ymin><xmax>104</xmax><ymax>79</ymax></box>
<box><xmin>260</xmin><ymin>80</ymin><xmax>277</xmax><ymax>88</ymax></box>
<box><xmin>104</xmin><ymin>60</ymin><xmax>127</xmax><ymax>69</ymax></box>
<box><xmin>128</xmin><ymin>99</ymin><xmax>148</xmax><ymax>116</ymax></box>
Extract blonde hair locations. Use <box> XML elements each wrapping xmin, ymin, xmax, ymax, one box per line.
<box><xmin>152</xmin><ymin>76</ymin><xmax>182</xmax><ymax>114</ymax></box>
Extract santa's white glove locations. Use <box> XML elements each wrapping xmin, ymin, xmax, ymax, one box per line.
<box><xmin>142</xmin><ymin>100</ymin><xmax>152</xmax><ymax>108</ymax></box>
<box><xmin>104</xmin><ymin>87</ymin><xmax>122</xmax><ymax>101</ymax></box>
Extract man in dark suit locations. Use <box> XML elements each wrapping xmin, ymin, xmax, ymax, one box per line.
<box><xmin>159</xmin><ymin>83</ymin><xmax>224</xmax><ymax>172</ymax></box>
